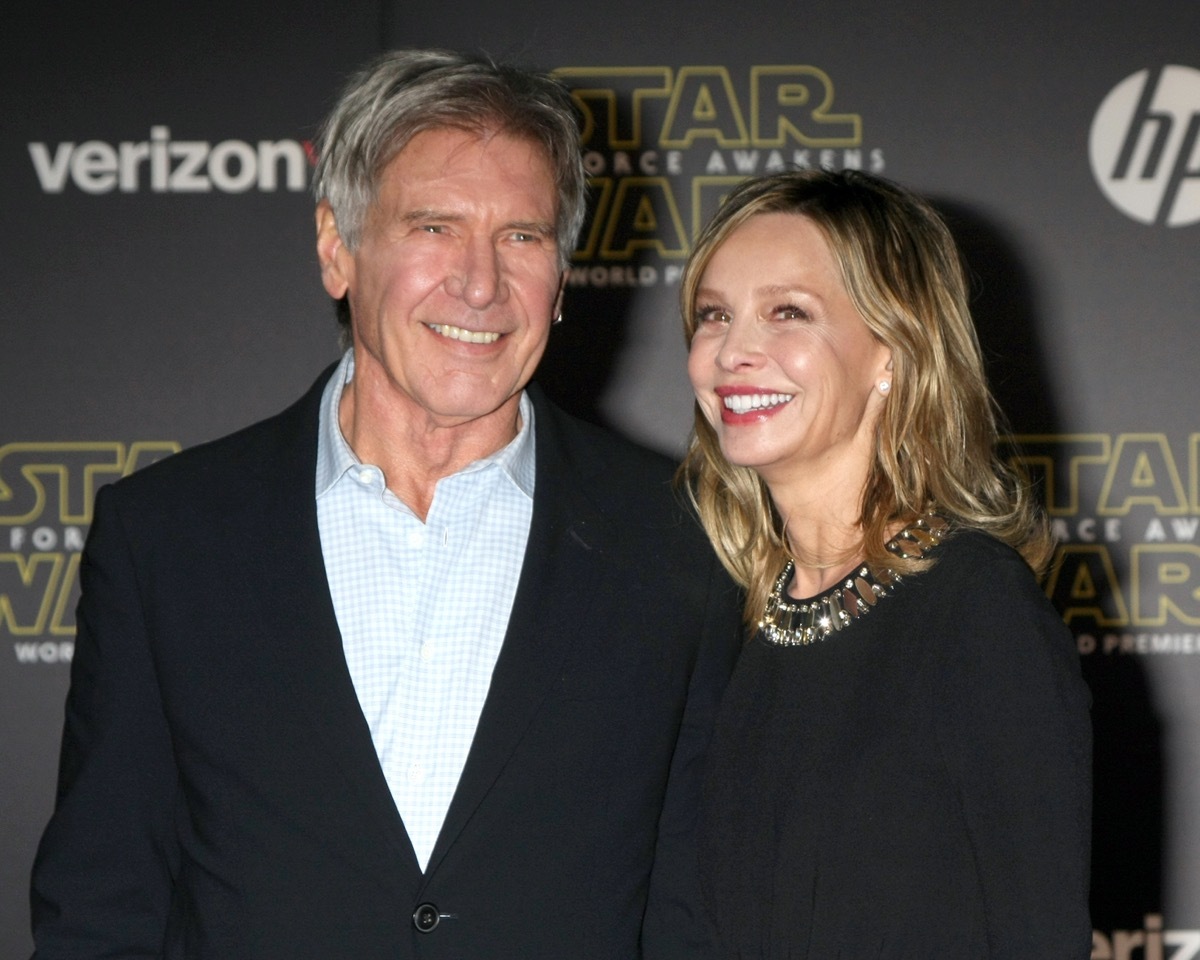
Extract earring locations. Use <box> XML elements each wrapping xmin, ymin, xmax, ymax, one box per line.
<box><xmin>878</xmin><ymin>380</ymin><xmax>890</xmax><ymax>394</ymax></box>
<box><xmin>552</xmin><ymin>313</ymin><xmax>563</xmax><ymax>325</ymax></box>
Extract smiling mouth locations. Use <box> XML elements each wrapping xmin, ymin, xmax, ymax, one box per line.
<box><xmin>722</xmin><ymin>392</ymin><xmax>794</xmax><ymax>414</ymax></box>
<box><xmin>428</xmin><ymin>322</ymin><xmax>501</xmax><ymax>344</ymax></box>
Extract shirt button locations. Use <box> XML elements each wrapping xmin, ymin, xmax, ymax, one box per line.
<box><xmin>407</xmin><ymin>528</ymin><xmax>425</xmax><ymax>548</ymax></box>
<box><xmin>407</xmin><ymin>763</ymin><xmax>426</xmax><ymax>784</ymax></box>
<box><xmin>420</xmin><ymin>642</ymin><xmax>435</xmax><ymax>662</ymax></box>
<box><xmin>356</xmin><ymin>468</ymin><xmax>374</xmax><ymax>485</ymax></box>
<box><xmin>412</xmin><ymin>903</ymin><xmax>440</xmax><ymax>933</ymax></box>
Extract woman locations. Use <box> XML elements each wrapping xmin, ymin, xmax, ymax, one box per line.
<box><xmin>681</xmin><ymin>169</ymin><xmax>1091</xmax><ymax>958</ymax></box>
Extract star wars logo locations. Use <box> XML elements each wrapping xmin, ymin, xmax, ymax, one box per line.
<box><xmin>552</xmin><ymin>66</ymin><xmax>885</xmax><ymax>288</ymax></box>
<box><xmin>1006</xmin><ymin>433</ymin><xmax>1200</xmax><ymax>654</ymax></box>
<box><xmin>1</xmin><ymin>441</ymin><xmax>178</xmax><ymax>663</ymax></box>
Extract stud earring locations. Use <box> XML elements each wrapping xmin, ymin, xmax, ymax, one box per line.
<box><xmin>878</xmin><ymin>380</ymin><xmax>891</xmax><ymax>394</ymax></box>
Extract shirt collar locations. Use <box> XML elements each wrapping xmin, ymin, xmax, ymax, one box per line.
<box><xmin>315</xmin><ymin>349</ymin><xmax>536</xmax><ymax>500</ymax></box>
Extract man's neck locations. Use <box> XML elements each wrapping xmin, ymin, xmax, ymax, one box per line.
<box><xmin>337</xmin><ymin>376</ymin><xmax>523</xmax><ymax>521</ymax></box>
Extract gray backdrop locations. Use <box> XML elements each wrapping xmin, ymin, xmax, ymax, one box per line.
<box><xmin>4</xmin><ymin>2</ymin><xmax>1197</xmax><ymax>955</ymax></box>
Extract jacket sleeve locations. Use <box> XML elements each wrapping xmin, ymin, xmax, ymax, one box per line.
<box><xmin>30</xmin><ymin>483</ymin><xmax>180</xmax><ymax>959</ymax></box>
<box><xmin>932</xmin><ymin>546</ymin><xmax>1093</xmax><ymax>959</ymax></box>
<box><xmin>639</xmin><ymin>554</ymin><xmax>743</xmax><ymax>960</ymax></box>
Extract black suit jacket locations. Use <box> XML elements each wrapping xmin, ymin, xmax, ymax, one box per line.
<box><xmin>31</xmin><ymin>369</ymin><xmax>743</xmax><ymax>960</ymax></box>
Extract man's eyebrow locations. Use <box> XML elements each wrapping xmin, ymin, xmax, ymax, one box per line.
<box><xmin>400</xmin><ymin>209</ymin><xmax>556</xmax><ymax>238</ymax></box>
<box><xmin>504</xmin><ymin>219</ymin><xmax>556</xmax><ymax>238</ymax></box>
<box><xmin>400</xmin><ymin>208</ymin><xmax>466</xmax><ymax>224</ymax></box>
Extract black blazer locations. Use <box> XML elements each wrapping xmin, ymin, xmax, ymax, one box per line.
<box><xmin>31</xmin><ymin>369</ymin><xmax>743</xmax><ymax>960</ymax></box>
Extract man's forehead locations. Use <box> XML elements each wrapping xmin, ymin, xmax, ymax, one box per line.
<box><xmin>379</xmin><ymin>127</ymin><xmax>556</xmax><ymax>194</ymax></box>
<box><xmin>365</xmin><ymin>126</ymin><xmax>559</xmax><ymax>227</ymax></box>
<box><xmin>388</xmin><ymin>123</ymin><xmax>552</xmax><ymax>169</ymax></box>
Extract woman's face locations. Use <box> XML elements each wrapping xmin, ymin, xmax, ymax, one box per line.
<box><xmin>687</xmin><ymin>212</ymin><xmax>892</xmax><ymax>491</ymax></box>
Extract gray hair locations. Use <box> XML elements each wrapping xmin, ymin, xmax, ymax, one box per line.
<box><xmin>313</xmin><ymin>48</ymin><xmax>587</xmax><ymax>270</ymax></box>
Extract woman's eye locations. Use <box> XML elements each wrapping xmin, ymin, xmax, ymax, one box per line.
<box><xmin>777</xmin><ymin>305</ymin><xmax>807</xmax><ymax>320</ymax></box>
<box><xmin>696</xmin><ymin>306</ymin><xmax>730</xmax><ymax>325</ymax></box>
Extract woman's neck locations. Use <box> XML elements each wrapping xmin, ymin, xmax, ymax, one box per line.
<box><xmin>762</xmin><ymin>448</ymin><xmax>875</xmax><ymax>598</ymax></box>
<box><xmin>773</xmin><ymin>497</ymin><xmax>865</xmax><ymax>598</ymax></box>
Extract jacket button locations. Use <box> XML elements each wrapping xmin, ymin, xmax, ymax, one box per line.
<box><xmin>412</xmin><ymin>903</ymin><xmax>440</xmax><ymax>933</ymax></box>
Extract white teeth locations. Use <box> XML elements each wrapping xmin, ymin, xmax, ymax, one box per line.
<box><xmin>429</xmin><ymin>323</ymin><xmax>501</xmax><ymax>344</ymax></box>
<box><xmin>722</xmin><ymin>393</ymin><xmax>794</xmax><ymax>414</ymax></box>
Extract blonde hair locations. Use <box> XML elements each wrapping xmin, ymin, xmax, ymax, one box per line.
<box><xmin>678</xmin><ymin>169</ymin><xmax>1052</xmax><ymax>624</ymax></box>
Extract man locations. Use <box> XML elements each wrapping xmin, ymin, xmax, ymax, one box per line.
<box><xmin>30</xmin><ymin>50</ymin><xmax>742</xmax><ymax>959</ymax></box>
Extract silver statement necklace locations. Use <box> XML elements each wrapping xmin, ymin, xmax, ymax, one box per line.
<box><xmin>759</xmin><ymin>514</ymin><xmax>949</xmax><ymax>646</ymax></box>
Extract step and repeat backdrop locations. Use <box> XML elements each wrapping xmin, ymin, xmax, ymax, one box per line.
<box><xmin>3</xmin><ymin>1</ymin><xmax>1197</xmax><ymax>955</ymax></box>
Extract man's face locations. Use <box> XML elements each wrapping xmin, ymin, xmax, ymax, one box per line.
<box><xmin>318</xmin><ymin>126</ymin><xmax>564</xmax><ymax>431</ymax></box>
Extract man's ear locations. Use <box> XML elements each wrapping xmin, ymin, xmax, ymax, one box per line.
<box><xmin>553</xmin><ymin>269</ymin><xmax>568</xmax><ymax>320</ymax></box>
<box><xmin>315</xmin><ymin>200</ymin><xmax>351</xmax><ymax>299</ymax></box>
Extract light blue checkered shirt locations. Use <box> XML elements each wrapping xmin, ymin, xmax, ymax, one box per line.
<box><xmin>314</xmin><ymin>350</ymin><xmax>535</xmax><ymax>871</ymax></box>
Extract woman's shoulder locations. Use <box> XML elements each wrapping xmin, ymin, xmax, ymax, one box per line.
<box><xmin>914</xmin><ymin>525</ymin><xmax>1040</xmax><ymax>599</ymax></box>
<box><xmin>907</xmin><ymin>524</ymin><xmax>1079</xmax><ymax>679</ymax></box>
<box><xmin>930</xmin><ymin>524</ymin><xmax>1025</xmax><ymax>563</ymax></box>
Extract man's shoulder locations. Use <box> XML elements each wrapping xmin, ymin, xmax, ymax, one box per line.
<box><xmin>529</xmin><ymin>388</ymin><xmax>740</xmax><ymax>614</ymax></box>
<box><xmin>529</xmin><ymin>386</ymin><xmax>678</xmax><ymax>480</ymax></box>
<box><xmin>527</xmin><ymin>386</ymin><xmax>706</xmax><ymax>538</ymax></box>
<box><xmin>107</xmin><ymin>364</ymin><xmax>333</xmax><ymax>504</ymax></box>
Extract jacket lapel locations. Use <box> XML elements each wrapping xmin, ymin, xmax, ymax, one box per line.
<box><xmin>244</xmin><ymin>375</ymin><xmax>618</xmax><ymax>882</ymax></box>
<box><xmin>422</xmin><ymin>387</ymin><xmax>610</xmax><ymax>876</ymax></box>
<box><xmin>243</xmin><ymin>367</ymin><xmax>422</xmax><ymax>878</ymax></box>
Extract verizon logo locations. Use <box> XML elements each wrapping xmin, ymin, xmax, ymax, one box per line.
<box><xmin>29</xmin><ymin>125</ymin><xmax>311</xmax><ymax>194</ymax></box>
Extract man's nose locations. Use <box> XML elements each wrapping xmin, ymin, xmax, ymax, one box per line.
<box><xmin>446</xmin><ymin>236</ymin><xmax>506</xmax><ymax>308</ymax></box>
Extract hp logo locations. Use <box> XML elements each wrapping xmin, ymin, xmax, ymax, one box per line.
<box><xmin>1089</xmin><ymin>65</ymin><xmax>1200</xmax><ymax>227</ymax></box>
